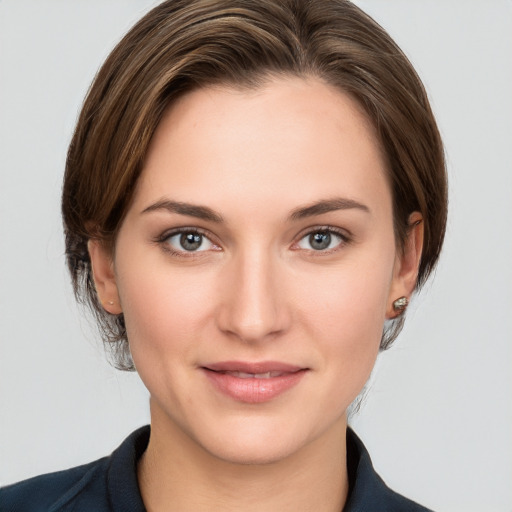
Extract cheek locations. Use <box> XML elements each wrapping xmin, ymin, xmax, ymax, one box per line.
<box><xmin>297</xmin><ymin>258</ymin><xmax>392</xmax><ymax>334</ymax></box>
<box><xmin>119</xmin><ymin>268</ymin><xmax>215</xmax><ymax>344</ymax></box>
<box><xmin>113</xmin><ymin>241</ymin><xmax>220</xmax><ymax>377</ymax></box>
<box><xmin>293</xmin><ymin>252</ymin><xmax>394</xmax><ymax>379</ymax></box>
<box><xmin>116</xmin><ymin>263</ymin><xmax>221</xmax><ymax>413</ymax></box>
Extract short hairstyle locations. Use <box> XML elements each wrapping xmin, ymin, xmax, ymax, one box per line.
<box><xmin>62</xmin><ymin>0</ymin><xmax>447</xmax><ymax>370</ymax></box>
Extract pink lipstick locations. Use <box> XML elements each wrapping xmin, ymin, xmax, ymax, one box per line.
<box><xmin>202</xmin><ymin>361</ymin><xmax>307</xmax><ymax>403</ymax></box>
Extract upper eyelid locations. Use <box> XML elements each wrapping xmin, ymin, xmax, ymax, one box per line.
<box><xmin>156</xmin><ymin>226</ymin><xmax>215</xmax><ymax>242</ymax></box>
<box><xmin>154</xmin><ymin>225</ymin><xmax>351</xmax><ymax>249</ymax></box>
<box><xmin>295</xmin><ymin>225</ymin><xmax>351</xmax><ymax>241</ymax></box>
<box><xmin>156</xmin><ymin>227</ymin><xmax>221</xmax><ymax>256</ymax></box>
<box><xmin>291</xmin><ymin>226</ymin><xmax>352</xmax><ymax>253</ymax></box>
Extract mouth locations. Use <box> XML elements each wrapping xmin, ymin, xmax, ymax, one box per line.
<box><xmin>201</xmin><ymin>361</ymin><xmax>308</xmax><ymax>403</ymax></box>
<box><xmin>216</xmin><ymin>370</ymin><xmax>290</xmax><ymax>379</ymax></box>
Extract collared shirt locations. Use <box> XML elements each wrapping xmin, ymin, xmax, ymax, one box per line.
<box><xmin>1</xmin><ymin>426</ymin><xmax>433</xmax><ymax>511</ymax></box>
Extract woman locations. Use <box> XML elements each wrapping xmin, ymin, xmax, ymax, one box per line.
<box><xmin>1</xmin><ymin>1</ymin><xmax>447</xmax><ymax>510</ymax></box>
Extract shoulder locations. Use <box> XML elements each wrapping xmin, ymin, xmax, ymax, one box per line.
<box><xmin>0</xmin><ymin>457</ymin><xmax>110</xmax><ymax>512</ymax></box>
<box><xmin>345</xmin><ymin>428</ymin><xmax>434</xmax><ymax>512</ymax></box>
<box><xmin>0</xmin><ymin>426</ymin><xmax>150</xmax><ymax>512</ymax></box>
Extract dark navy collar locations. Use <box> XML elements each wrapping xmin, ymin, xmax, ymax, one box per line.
<box><xmin>344</xmin><ymin>428</ymin><xmax>432</xmax><ymax>511</ymax></box>
<box><xmin>107</xmin><ymin>426</ymin><xmax>148</xmax><ymax>512</ymax></box>
<box><xmin>105</xmin><ymin>425</ymin><xmax>431</xmax><ymax>512</ymax></box>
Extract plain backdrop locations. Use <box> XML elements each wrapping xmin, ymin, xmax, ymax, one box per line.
<box><xmin>1</xmin><ymin>1</ymin><xmax>511</xmax><ymax>511</ymax></box>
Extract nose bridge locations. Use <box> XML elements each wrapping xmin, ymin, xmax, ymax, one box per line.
<box><xmin>218</xmin><ymin>243</ymin><xmax>287</xmax><ymax>342</ymax></box>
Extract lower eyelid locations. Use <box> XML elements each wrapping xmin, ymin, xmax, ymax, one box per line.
<box><xmin>171</xmin><ymin>233</ymin><xmax>210</xmax><ymax>250</ymax></box>
<box><xmin>155</xmin><ymin>228</ymin><xmax>220</xmax><ymax>253</ymax></box>
<box><xmin>155</xmin><ymin>227</ymin><xmax>350</xmax><ymax>255</ymax></box>
<box><xmin>294</xmin><ymin>228</ymin><xmax>349</xmax><ymax>250</ymax></box>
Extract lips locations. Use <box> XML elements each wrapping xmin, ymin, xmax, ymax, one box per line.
<box><xmin>202</xmin><ymin>361</ymin><xmax>307</xmax><ymax>403</ymax></box>
<box><xmin>221</xmin><ymin>371</ymin><xmax>287</xmax><ymax>379</ymax></box>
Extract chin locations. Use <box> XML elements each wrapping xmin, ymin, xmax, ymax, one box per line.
<box><xmin>194</xmin><ymin>415</ymin><xmax>329</xmax><ymax>466</ymax></box>
<box><xmin>206</xmin><ymin>435</ymin><xmax>302</xmax><ymax>466</ymax></box>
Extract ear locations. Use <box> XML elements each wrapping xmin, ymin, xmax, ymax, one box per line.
<box><xmin>87</xmin><ymin>239</ymin><xmax>122</xmax><ymax>315</ymax></box>
<box><xmin>386</xmin><ymin>212</ymin><xmax>424</xmax><ymax>319</ymax></box>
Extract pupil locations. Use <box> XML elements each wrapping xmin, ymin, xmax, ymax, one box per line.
<box><xmin>310</xmin><ymin>232</ymin><xmax>331</xmax><ymax>250</ymax></box>
<box><xmin>180</xmin><ymin>232</ymin><xmax>202</xmax><ymax>251</ymax></box>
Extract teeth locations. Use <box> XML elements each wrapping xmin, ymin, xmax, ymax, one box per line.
<box><xmin>225</xmin><ymin>371</ymin><xmax>282</xmax><ymax>379</ymax></box>
<box><xmin>235</xmin><ymin>372</ymin><xmax>257</xmax><ymax>379</ymax></box>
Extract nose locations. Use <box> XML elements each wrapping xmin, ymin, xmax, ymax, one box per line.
<box><xmin>216</xmin><ymin>248</ymin><xmax>290</xmax><ymax>344</ymax></box>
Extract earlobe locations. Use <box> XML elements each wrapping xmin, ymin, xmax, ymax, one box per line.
<box><xmin>387</xmin><ymin>212</ymin><xmax>424</xmax><ymax>319</ymax></box>
<box><xmin>87</xmin><ymin>239</ymin><xmax>122</xmax><ymax>314</ymax></box>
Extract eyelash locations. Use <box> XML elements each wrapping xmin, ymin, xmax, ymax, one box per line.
<box><xmin>292</xmin><ymin>226</ymin><xmax>351</xmax><ymax>254</ymax></box>
<box><xmin>154</xmin><ymin>226</ymin><xmax>351</xmax><ymax>258</ymax></box>
<box><xmin>155</xmin><ymin>227</ymin><xmax>220</xmax><ymax>258</ymax></box>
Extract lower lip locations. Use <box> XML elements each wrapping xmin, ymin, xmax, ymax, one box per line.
<box><xmin>203</xmin><ymin>369</ymin><xmax>307</xmax><ymax>403</ymax></box>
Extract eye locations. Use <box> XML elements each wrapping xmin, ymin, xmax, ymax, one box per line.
<box><xmin>164</xmin><ymin>230</ymin><xmax>216</xmax><ymax>253</ymax></box>
<box><xmin>296</xmin><ymin>229</ymin><xmax>346</xmax><ymax>251</ymax></box>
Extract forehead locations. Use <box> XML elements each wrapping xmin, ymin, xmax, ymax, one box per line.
<box><xmin>134</xmin><ymin>77</ymin><xmax>390</xmax><ymax>217</ymax></box>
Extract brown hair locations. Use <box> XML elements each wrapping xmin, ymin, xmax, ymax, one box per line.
<box><xmin>62</xmin><ymin>0</ymin><xmax>447</xmax><ymax>370</ymax></box>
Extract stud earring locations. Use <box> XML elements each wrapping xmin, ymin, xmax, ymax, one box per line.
<box><xmin>393</xmin><ymin>296</ymin><xmax>408</xmax><ymax>313</ymax></box>
<box><xmin>108</xmin><ymin>300</ymin><xmax>114</xmax><ymax>306</ymax></box>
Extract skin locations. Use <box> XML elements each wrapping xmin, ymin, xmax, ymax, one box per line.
<box><xmin>89</xmin><ymin>77</ymin><xmax>423</xmax><ymax>512</ymax></box>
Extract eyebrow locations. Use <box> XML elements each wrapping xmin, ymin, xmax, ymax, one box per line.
<box><xmin>141</xmin><ymin>200</ymin><xmax>224</xmax><ymax>223</ymax></box>
<box><xmin>141</xmin><ymin>196</ymin><xmax>369</xmax><ymax>223</ymax></box>
<box><xmin>289</xmin><ymin>197</ymin><xmax>370</xmax><ymax>220</ymax></box>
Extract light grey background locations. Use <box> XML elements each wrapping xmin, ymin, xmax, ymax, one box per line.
<box><xmin>1</xmin><ymin>1</ymin><xmax>511</xmax><ymax>511</ymax></box>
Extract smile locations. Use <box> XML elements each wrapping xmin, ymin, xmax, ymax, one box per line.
<box><xmin>202</xmin><ymin>361</ymin><xmax>308</xmax><ymax>403</ymax></box>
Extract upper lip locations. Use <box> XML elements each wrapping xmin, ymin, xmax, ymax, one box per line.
<box><xmin>203</xmin><ymin>361</ymin><xmax>305</xmax><ymax>374</ymax></box>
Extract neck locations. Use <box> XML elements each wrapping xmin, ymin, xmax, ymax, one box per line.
<box><xmin>138</xmin><ymin>400</ymin><xmax>349</xmax><ymax>512</ymax></box>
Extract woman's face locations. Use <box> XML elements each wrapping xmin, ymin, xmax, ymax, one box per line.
<box><xmin>91</xmin><ymin>77</ymin><xmax>420</xmax><ymax>464</ymax></box>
